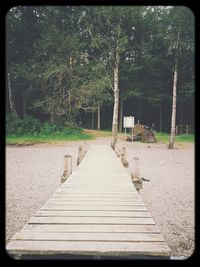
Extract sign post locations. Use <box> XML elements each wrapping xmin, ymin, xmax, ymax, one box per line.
<box><xmin>123</xmin><ymin>116</ymin><xmax>135</xmax><ymax>142</ymax></box>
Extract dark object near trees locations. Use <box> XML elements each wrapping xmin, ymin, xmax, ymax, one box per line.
<box><xmin>126</xmin><ymin>124</ymin><xmax>156</xmax><ymax>143</ymax></box>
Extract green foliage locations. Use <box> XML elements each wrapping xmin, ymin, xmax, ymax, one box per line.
<box><xmin>6</xmin><ymin>113</ymin><xmax>41</xmax><ymax>135</ymax></box>
<box><xmin>6</xmin><ymin>113</ymin><xmax>92</xmax><ymax>145</ymax></box>
<box><xmin>6</xmin><ymin>6</ymin><xmax>194</xmax><ymax>131</ymax></box>
<box><xmin>39</xmin><ymin>123</ymin><xmax>59</xmax><ymax>135</ymax></box>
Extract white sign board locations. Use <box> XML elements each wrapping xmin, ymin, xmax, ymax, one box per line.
<box><xmin>123</xmin><ymin>116</ymin><xmax>134</xmax><ymax>128</ymax></box>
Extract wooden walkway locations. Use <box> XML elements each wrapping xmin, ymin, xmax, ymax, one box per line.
<box><xmin>6</xmin><ymin>145</ymin><xmax>171</xmax><ymax>259</ymax></box>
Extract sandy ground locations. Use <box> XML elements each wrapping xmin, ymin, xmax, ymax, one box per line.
<box><xmin>6</xmin><ymin>137</ymin><xmax>194</xmax><ymax>258</ymax></box>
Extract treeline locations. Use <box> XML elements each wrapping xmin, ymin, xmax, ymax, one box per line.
<box><xmin>6</xmin><ymin>6</ymin><xmax>194</xmax><ymax>142</ymax></box>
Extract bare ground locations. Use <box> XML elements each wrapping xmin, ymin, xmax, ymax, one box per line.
<box><xmin>6</xmin><ymin>137</ymin><xmax>195</xmax><ymax>258</ymax></box>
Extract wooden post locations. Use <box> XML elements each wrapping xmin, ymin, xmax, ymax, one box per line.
<box><xmin>77</xmin><ymin>145</ymin><xmax>87</xmax><ymax>166</ymax></box>
<box><xmin>121</xmin><ymin>147</ymin><xmax>129</xmax><ymax>168</ymax></box>
<box><xmin>131</xmin><ymin>157</ymin><xmax>142</xmax><ymax>192</ymax></box>
<box><xmin>121</xmin><ymin>146</ymin><xmax>126</xmax><ymax>164</ymax></box>
<box><xmin>77</xmin><ymin>146</ymin><xmax>83</xmax><ymax>166</ymax></box>
<box><xmin>115</xmin><ymin>144</ymin><xmax>121</xmax><ymax>157</ymax></box>
<box><xmin>83</xmin><ymin>142</ymin><xmax>88</xmax><ymax>154</ymax></box>
<box><xmin>61</xmin><ymin>154</ymin><xmax>72</xmax><ymax>183</ymax></box>
<box><xmin>97</xmin><ymin>102</ymin><xmax>100</xmax><ymax>130</ymax></box>
<box><xmin>132</xmin><ymin>157</ymin><xmax>140</xmax><ymax>178</ymax></box>
<box><xmin>132</xmin><ymin>127</ymin><xmax>133</xmax><ymax>142</ymax></box>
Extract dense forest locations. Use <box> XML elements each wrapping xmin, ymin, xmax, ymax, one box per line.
<box><xmin>6</xmin><ymin>6</ymin><xmax>194</xmax><ymax>147</ymax></box>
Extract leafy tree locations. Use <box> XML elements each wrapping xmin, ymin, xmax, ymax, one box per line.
<box><xmin>167</xmin><ymin>6</ymin><xmax>194</xmax><ymax>148</ymax></box>
<box><xmin>6</xmin><ymin>6</ymin><xmax>194</xmax><ymax>137</ymax></box>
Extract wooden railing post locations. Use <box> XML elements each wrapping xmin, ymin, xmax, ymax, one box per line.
<box><xmin>77</xmin><ymin>146</ymin><xmax>83</xmax><ymax>166</ymax></box>
<box><xmin>131</xmin><ymin>157</ymin><xmax>143</xmax><ymax>192</ymax></box>
<box><xmin>121</xmin><ymin>147</ymin><xmax>129</xmax><ymax>168</ymax></box>
<box><xmin>115</xmin><ymin>144</ymin><xmax>121</xmax><ymax>157</ymax></box>
<box><xmin>77</xmin><ymin>144</ymin><xmax>88</xmax><ymax>166</ymax></box>
<box><xmin>61</xmin><ymin>154</ymin><xmax>72</xmax><ymax>183</ymax></box>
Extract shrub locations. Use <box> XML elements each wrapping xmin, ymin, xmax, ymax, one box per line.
<box><xmin>6</xmin><ymin>113</ymin><xmax>85</xmax><ymax>137</ymax></box>
<box><xmin>6</xmin><ymin>113</ymin><xmax>41</xmax><ymax>135</ymax></box>
<box><xmin>62</xmin><ymin>126</ymin><xmax>82</xmax><ymax>135</ymax></box>
<box><xmin>40</xmin><ymin>122</ymin><xmax>61</xmax><ymax>135</ymax></box>
<box><xmin>19</xmin><ymin>116</ymin><xmax>41</xmax><ymax>135</ymax></box>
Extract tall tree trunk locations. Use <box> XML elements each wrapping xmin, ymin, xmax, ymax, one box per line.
<box><xmin>119</xmin><ymin>98</ymin><xmax>123</xmax><ymax>133</ymax></box>
<box><xmin>159</xmin><ymin>102</ymin><xmax>162</xmax><ymax>132</ymax></box>
<box><xmin>22</xmin><ymin>89</ymin><xmax>26</xmax><ymax>118</ymax></box>
<box><xmin>91</xmin><ymin>106</ymin><xmax>94</xmax><ymax>129</ymax></box>
<box><xmin>168</xmin><ymin>26</ymin><xmax>181</xmax><ymax>149</ymax></box>
<box><xmin>68</xmin><ymin>55</ymin><xmax>73</xmax><ymax>118</ymax></box>
<box><xmin>138</xmin><ymin>96</ymin><xmax>141</xmax><ymax>123</ymax></box>
<box><xmin>180</xmin><ymin>99</ymin><xmax>183</xmax><ymax>125</ymax></box>
<box><xmin>8</xmin><ymin>71</ymin><xmax>18</xmax><ymax>117</ymax></box>
<box><xmin>97</xmin><ymin>102</ymin><xmax>101</xmax><ymax>130</ymax></box>
<box><xmin>111</xmin><ymin>44</ymin><xmax>120</xmax><ymax>150</ymax></box>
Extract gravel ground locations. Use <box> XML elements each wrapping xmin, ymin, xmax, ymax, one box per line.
<box><xmin>6</xmin><ymin>138</ymin><xmax>194</xmax><ymax>258</ymax></box>
<box><xmin>118</xmin><ymin>141</ymin><xmax>195</xmax><ymax>258</ymax></box>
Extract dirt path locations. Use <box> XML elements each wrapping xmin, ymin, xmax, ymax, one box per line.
<box><xmin>6</xmin><ymin>138</ymin><xmax>194</xmax><ymax>258</ymax></box>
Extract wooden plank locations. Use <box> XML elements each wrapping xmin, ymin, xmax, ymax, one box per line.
<box><xmin>62</xmin><ymin>184</ymin><xmax>133</xmax><ymax>187</ymax></box>
<box><xmin>44</xmin><ymin>201</ymin><xmax>145</xmax><ymax>206</ymax></box>
<box><xmin>65</xmin><ymin>180</ymin><xmax>131</xmax><ymax>183</ymax></box>
<box><xmin>62</xmin><ymin>184</ymin><xmax>133</xmax><ymax>188</ymax></box>
<box><xmin>41</xmin><ymin>205</ymin><xmax>147</xmax><ymax>211</ymax></box>
<box><xmin>22</xmin><ymin>224</ymin><xmax>160</xmax><ymax>233</ymax></box>
<box><xmin>6</xmin><ymin>240</ymin><xmax>171</xmax><ymax>256</ymax></box>
<box><xmin>55</xmin><ymin>190</ymin><xmax>137</xmax><ymax>194</ymax></box>
<box><xmin>56</xmin><ymin>190</ymin><xmax>137</xmax><ymax>195</ymax></box>
<box><xmin>52</xmin><ymin>194</ymin><xmax>140</xmax><ymax>198</ymax></box>
<box><xmin>35</xmin><ymin>210</ymin><xmax>151</xmax><ymax>217</ymax></box>
<box><xmin>57</xmin><ymin>191</ymin><xmax>136</xmax><ymax>195</ymax></box>
<box><xmin>49</xmin><ymin>194</ymin><xmax>142</xmax><ymax>201</ymax></box>
<box><xmin>29</xmin><ymin>216</ymin><xmax>155</xmax><ymax>225</ymax></box>
<box><xmin>61</xmin><ymin>186</ymin><xmax>134</xmax><ymax>189</ymax></box>
<box><xmin>13</xmin><ymin>232</ymin><xmax>165</xmax><ymax>242</ymax></box>
<box><xmin>63</xmin><ymin>179</ymin><xmax>132</xmax><ymax>183</ymax></box>
<box><xmin>55</xmin><ymin>194</ymin><xmax>138</xmax><ymax>198</ymax></box>
<box><xmin>53</xmin><ymin>193</ymin><xmax>139</xmax><ymax>196</ymax></box>
<box><xmin>50</xmin><ymin>197</ymin><xmax>142</xmax><ymax>202</ymax></box>
<box><xmin>57</xmin><ymin>189</ymin><xmax>136</xmax><ymax>195</ymax></box>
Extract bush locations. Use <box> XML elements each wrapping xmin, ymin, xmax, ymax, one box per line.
<box><xmin>40</xmin><ymin>122</ymin><xmax>60</xmax><ymax>135</ymax></box>
<box><xmin>6</xmin><ymin>113</ymin><xmax>85</xmax><ymax>137</ymax></box>
<box><xmin>19</xmin><ymin>116</ymin><xmax>41</xmax><ymax>135</ymax></box>
<box><xmin>62</xmin><ymin>126</ymin><xmax>82</xmax><ymax>135</ymax></box>
<box><xmin>6</xmin><ymin>113</ymin><xmax>41</xmax><ymax>135</ymax></box>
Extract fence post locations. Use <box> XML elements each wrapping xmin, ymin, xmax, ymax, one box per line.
<box><xmin>121</xmin><ymin>147</ymin><xmax>129</xmax><ymax>168</ymax></box>
<box><xmin>77</xmin><ymin>145</ymin><xmax>87</xmax><ymax>166</ymax></box>
<box><xmin>61</xmin><ymin>154</ymin><xmax>72</xmax><ymax>183</ymax></box>
<box><xmin>131</xmin><ymin>157</ymin><xmax>142</xmax><ymax>192</ymax></box>
<box><xmin>186</xmin><ymin>125</ymin><xmax>189</xmax><ymax>134</ymax></box>
<box><xmin>176</xmin><ymin>126</ymin><xmax>178</xmax><ymax>135</ymax></box>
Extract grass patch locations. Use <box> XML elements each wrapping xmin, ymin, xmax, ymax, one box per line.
<box><xmin>6</xmin><ymin>131</ymin><xmax>93</xmax><ymax>145</ymax></box>
<box><xmin>155</xmin><ymin>132</ymin><xmax>194</xmax><ymax>143</ymax></box>
<box><xmin>6</xmin><ymin>128</ymin><xmax>114</xmax><ymax>145</ymax></box>
<box><xmin>83</xmin><ymin>129</ymin><xmax>112</xmax><ymax>138</ymax></box>
<box><xmin>175</xmin><ymin>134</ymin><xmax>194</xmax><ymax>142</ymax></box>
<box><xmin>155</xmin><ymin>132</ymin><xmax>170</xmax><ymax>143</ymax></box>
